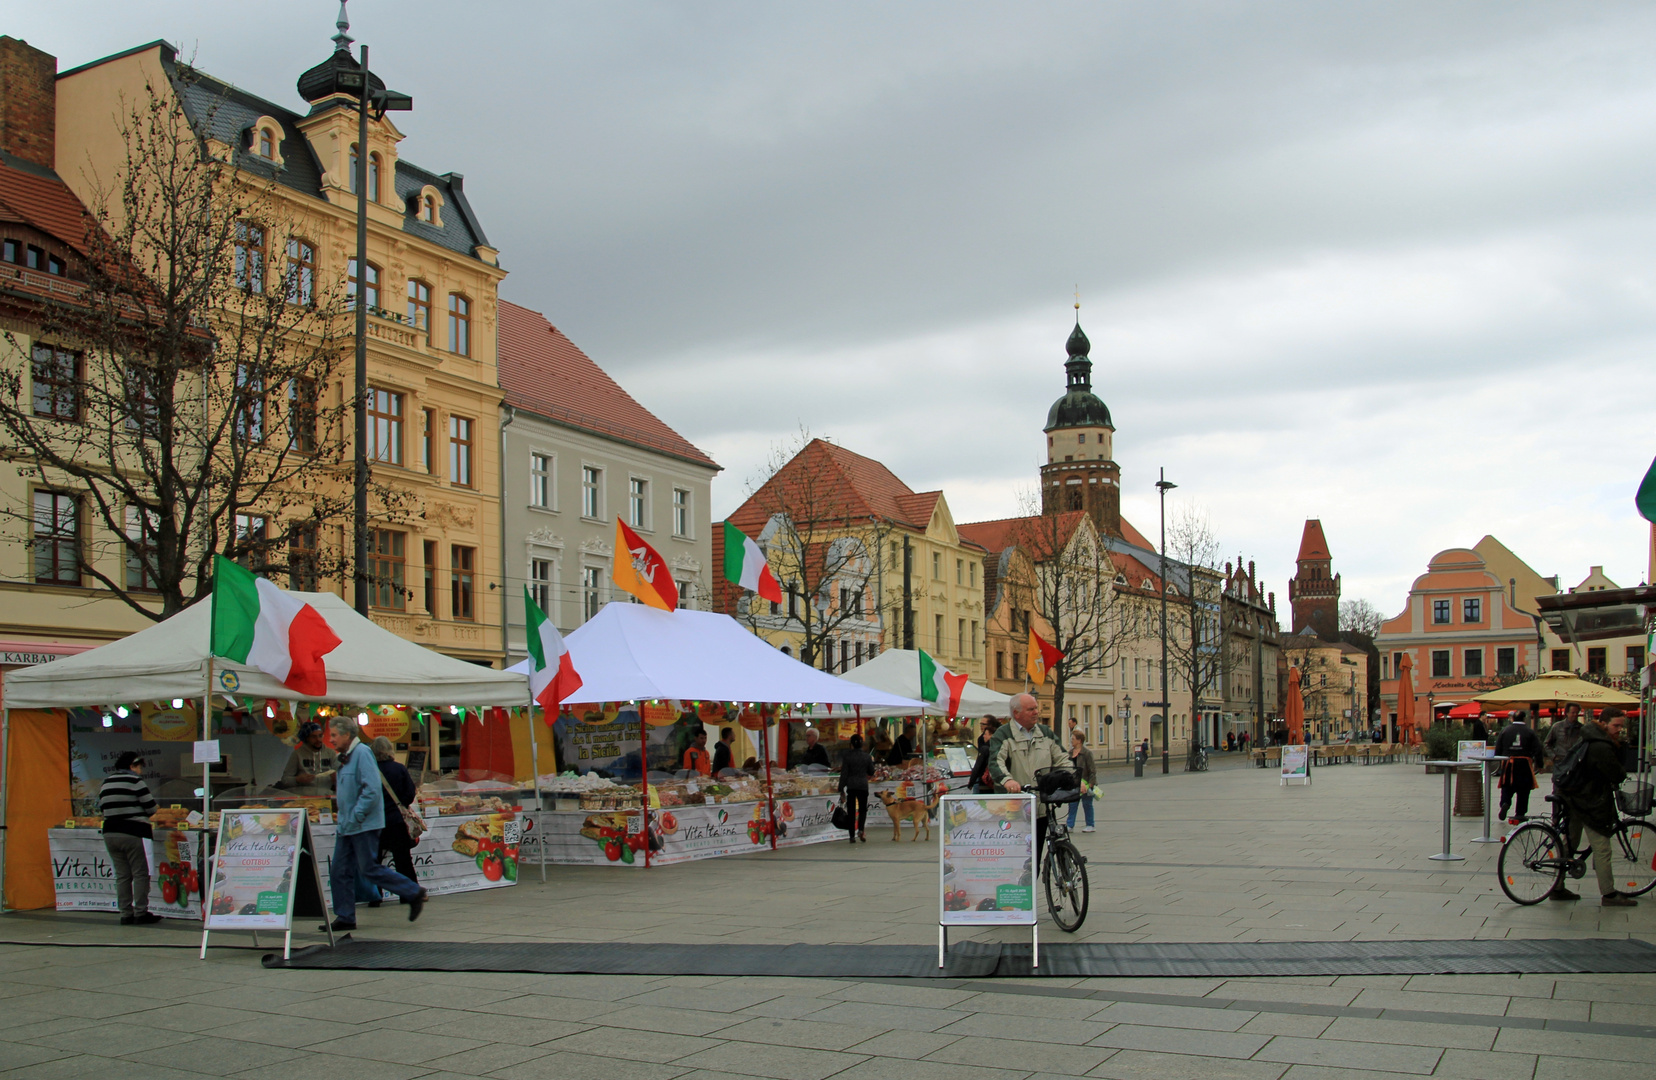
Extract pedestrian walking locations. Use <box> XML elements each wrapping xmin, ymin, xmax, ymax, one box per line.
<box><xmin>98</xmin><ymin>751</ymin><xmax>160</xmax><ymax>925</ymax></box>
<box><xmin>968</xmin><ymin>719</ymin><xmax>1000</xmax><ymax>793</ymax></box>
<box><xmin>837</xmin><ymin>733</ymin><xmax>875</xmax><ymax>842</ymax></box>
<box><xmin>1493</xmin><ymin>710</ymin><xmax>1543</xmax><ymax>824</ymax></box>
<box><xmin>371</xmin><ymin>736</ymin><xmax>420</xmax><ymax>888</ymax></box>
<box><xmin>1544</xmin><ymin>703</ymin><xmax>1584</xmax><ymax>768</ymax></box>
<box><xmin>323</xmin><ymin>718</ymin><xmax>425</xmax><ymax>931</ymax></box>
<box><xmin>1467</xmin><ymin>713</ymin><xmax>1490</xmax><ymax>743</ymax></box>
<box><xmin>1065</xmin><ymin>731</ymin><xmax>1096</xmax><ymax>832</ymax></box>
<box><xmin>1552</xmin><ymin>709</ymin><xmax>1635</xmax><ymax>907</ymax></box>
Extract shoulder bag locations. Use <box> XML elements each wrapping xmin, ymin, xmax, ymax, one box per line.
<box><xmin>379</xmin><ymin>769</ymin><xmax>428</xmax><ymax>842</ymax></box>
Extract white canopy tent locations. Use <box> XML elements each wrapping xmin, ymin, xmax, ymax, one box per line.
<box><xmin>507</xmin><ymin>603</ymin><xmax>923</xmax><ymax>711</ymax></box>
<box><xmin>832</xmin><ymin>649</ymin><xmax>1014</xmax><ymax>719</ymax></box>
<box><xmin>3</xmin><ymin>590</ymin><xmax>529</xmax><ymax>709</ymax></box>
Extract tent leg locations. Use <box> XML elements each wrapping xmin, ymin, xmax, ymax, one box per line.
<box><xmin>526</xmin><ymin>697</ymin><xmax>547</xmax><ymax>883</ymax></box>
<box><xmin>0</xmin><ymin>707</ymin><xmax>10</xmax><ymax>913</ymax></box>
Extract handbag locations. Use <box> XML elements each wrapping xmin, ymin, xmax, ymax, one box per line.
<box><xmin>830</xmin><ymin>794</ymin><xmax>852</xmax><ymax>831</ymax></box>
<box><xmin>379</xmin><ymin>769</ymin><xmax>427</xmax><ymax>842</ymax></box>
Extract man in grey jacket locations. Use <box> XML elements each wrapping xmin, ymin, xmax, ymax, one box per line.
<box><xmin>323</xmin><ymin>718</ymin><xmax>426</xmax><ymax>931</ymax></box>
<box><xmin>987</xmin><ymin>693</ymin><xmax>1069</xmax><ymax>855</ymax></box>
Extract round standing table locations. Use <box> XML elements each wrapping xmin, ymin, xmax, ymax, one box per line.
<box><xmin>1469</xmin><ymin>754</ymin><xmax>1508</xmax><ymax>844</ymax></box>
<box><xmin>1423</xmin><ymin>760</ymin><xmax>1468</xmax><ymax>861</ymax></box>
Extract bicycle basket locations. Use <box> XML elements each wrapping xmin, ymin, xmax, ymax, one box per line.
<box><xmin>1616</xmin><ymin>781</ymin><xmax>1653</xmax><ymax>818</ymax></box>
<box><xmin>1034</xmin><ymin>765</ymin><xmax>1081</xmax><ymax>804</ymax></box>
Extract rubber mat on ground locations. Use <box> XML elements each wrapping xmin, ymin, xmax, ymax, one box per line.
<box><xmin>264</xmin><ymin>937</ymin><xmax>1656</xmax><ymax>978</ymax></box>
<box><xmin>264</xmin><ymin>939</ymin><xmax>1001</xmax><ymax>978</ymax></box>
<box><xmin>995</xmin><ymin>937</ymin><xmax>1656</xmax><ymax>978</ymax></box>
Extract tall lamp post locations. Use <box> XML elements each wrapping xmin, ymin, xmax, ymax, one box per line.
<box><xmin>334</xmin><ymin>6</ymin><xmax>411</xmax><ymax>614</ymax></box>
<box><xmin>1156</xmin><ymin>468</ymin><xmax>1177</xmax><ymax>774</ymax></box>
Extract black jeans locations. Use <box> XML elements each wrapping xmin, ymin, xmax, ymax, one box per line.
<box><xmin>843</xmin><ymin>787</ymin><xmax>868</xmax><ymax>837</ymax></box>
<box><xmin>1498</xmin><ymin>782</ymin><xmax>1531</xmax><ymax>820</ymax></box>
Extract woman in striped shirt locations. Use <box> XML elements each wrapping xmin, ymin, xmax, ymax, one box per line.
<box><xmin>98</xmin><ymin>751</ymin><xmax>160</xmax><ymax>925</ymax></box>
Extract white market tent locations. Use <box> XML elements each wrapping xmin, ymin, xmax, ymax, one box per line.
<box><xmin>3</xmin><ymin>589</ymin><xmax>529</xmax><ymax>709</ymax></box>
<box><xmin>508</xmin><ymin>603</ymin><xmax>925</xmax><ymax>711</ymax></box>
<box><xmin>834</xmin><ymin>649</ymin><xmax>1014</xmax><ymax>719</ymax></box>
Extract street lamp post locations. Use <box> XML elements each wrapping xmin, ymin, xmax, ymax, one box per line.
<box><xmin>1156</xmin><ymin>468</ymin><xmax>1177</xmax><ymax>775</ymax></box>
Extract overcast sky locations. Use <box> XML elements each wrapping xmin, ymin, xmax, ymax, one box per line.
<box><xmin>16</xmin><ymin>2</ymin><xmax>1656</xmax><ymax>617</ymax></box>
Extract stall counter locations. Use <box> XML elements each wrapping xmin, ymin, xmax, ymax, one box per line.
<box><xmin>47</xmin><ymin>827</ymin><xmax>206</xmax><ymax>919</ymax></box>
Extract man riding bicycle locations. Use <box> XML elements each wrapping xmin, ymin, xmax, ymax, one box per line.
<box><xmin>986</xmin><ymin>692</ymin><xmax>1069</xmax><ymax>856</ymax></box>
<box><xmin>1555</xmin><ymin>708</ymin><xmax>1634</xmax><ymax>907</ymax></box>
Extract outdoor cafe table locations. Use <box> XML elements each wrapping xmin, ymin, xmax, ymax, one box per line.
<box><xmin>1423</xmin><ymin>760</ymin><xmax>1472</xmax><ymax>861</ymax></box>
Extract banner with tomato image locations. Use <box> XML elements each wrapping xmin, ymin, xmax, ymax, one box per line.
<box><xmin>313</xmin><ymin>812</ymin><xmax>522</xmax><ymax>896</ymax></box>
<box><xmin>47</xmin><ymin>826</ymin><xmax>204</xmax><ymax>919</ymax></box>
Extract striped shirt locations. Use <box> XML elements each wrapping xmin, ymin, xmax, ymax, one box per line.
<box><xmin>98</xmin><ymin>771</ymin><xmax>157</xmax><ymax>838</ymax></box>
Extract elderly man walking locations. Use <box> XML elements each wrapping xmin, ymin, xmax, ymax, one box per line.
<box><xmin>323</xmin><ymin>717</ymin><xmax>426</xmax><ymax>931</ymax></box>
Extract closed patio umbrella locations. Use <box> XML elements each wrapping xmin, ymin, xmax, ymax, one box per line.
<box><xmin>1396</xmin><ymin>653</ymin><xmax>1417</xmax><ymax>745</ymax></box>
<box><xmin>1284</xmin><ymin>665</ymin><xmax>1304</xmax><ymax>745</ymax></box>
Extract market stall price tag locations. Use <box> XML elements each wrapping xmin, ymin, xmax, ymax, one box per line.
<box><xmin>201</xmin><ymin>808</ymin><xmax>329</xmax><ymax>960</ymax></box>
<box><xmin>192</xmin><ymin>739</ymin><xmax>221</xmax><ymax>764</ymax></box>
<box><xmin>937</xmin><ymin>793</ymin><xmax>1036</xmax><ymax>968</ymax></box>
<box><xmin>1280</xmin><ymin>744</ymin><xmax>1310</xmax><ymax>786</ymax></box>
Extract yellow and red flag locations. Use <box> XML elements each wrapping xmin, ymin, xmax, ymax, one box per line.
<box><xmin>612</xmin><ymin>519</ymin><xmax>679</xmax><ymax>611</ymax></box>
<box><xmin>1026</xmin><ymin>627</ymin><xmax>1064</xmax><ymax>685</ymax></box>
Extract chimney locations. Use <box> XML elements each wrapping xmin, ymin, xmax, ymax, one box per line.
<box><xmin>0</xmin><ymin>37</ymin><xmax>56</xmax><ymax>169</ymax></box>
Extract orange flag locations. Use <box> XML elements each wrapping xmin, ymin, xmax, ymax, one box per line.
<box><xmin>612</xmin><ymin>519</ymin><xmax>679</xmax><ymax>611</ymax></box>
<box><xmin>1026</xmin><ymin>627</ymin><xmax>1064</xmax><ymax>685</ymax></box>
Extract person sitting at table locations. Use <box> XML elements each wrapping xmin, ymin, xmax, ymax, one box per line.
<box><xmin>683</xmin><ymin>728</ymin><xmax>712</xmax><ymax>775</ymax></box>
<box><xmin>275</xmin><ymin>722</ymin><xmax>338</xmax><ymax>793</ymax></box>
<box><xmin>711</xmin><ymin>727</ymin><xmax>736</xmax><ymax>774</ymax></box>
<box><xmin>799</xmin><ymin>726</ymin><xmax>830</xmax><ymax>768</ymax></box>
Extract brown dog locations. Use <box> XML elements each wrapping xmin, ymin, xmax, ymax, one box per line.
<box><xmin>875</xmin><ymin>790</ymin><xmax>940</xmax><ymax>841</ymax></box>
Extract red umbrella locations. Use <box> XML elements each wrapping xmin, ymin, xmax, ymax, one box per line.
<box><xmin>1397</xmin><ymin>653</ymin><xmax>1417</xmax><ymax>744</ymax></box>
<box><xmin>1285</xmin><ymin>666</ymin><xmax>1305</xmax><ymax>745</ymax></box>
<box><xmin>1446</xmin><ymin>702</ymin><xmax>1482</xmax><ymax>720</ymax></box>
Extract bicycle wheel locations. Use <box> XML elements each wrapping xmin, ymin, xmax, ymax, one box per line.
<box><xmin>1498</xmin><ymin>821</ymin><xmax>1564</xmax><ymax>905</ymax></box>
<box><xmin>1609</xmin><ymin>819</ymin><xmax>1656</xmax><ymax>897</ymax></box>
<box><xmin>1044</xmin><ymin>840</ymin><xmax>1089</xmax><ymax>932</ymax></box>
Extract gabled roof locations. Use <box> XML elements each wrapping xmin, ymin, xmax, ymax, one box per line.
<box><xmin>957</xmin><ymin>512</ymin><xmax>1086</xmax><ymax>563</ymax></box>
<box><xmin>1297</xmin><ymin>519</ymin><xmax>1331</xmax><ymax>562</ymax></box>
<box><xmin>731</xmin><ymin>439</ymin><xmax>963</xmax><ymax>537</ymax></box>
<box><xmin>497</xmin><ymin>300</ymin><xmax>718</xmax><ymax>470</ymax></box>
<box><xmin>0</xmin><ymin>152</ymin><xmax>94</xmax><ymax>256</ymax></box>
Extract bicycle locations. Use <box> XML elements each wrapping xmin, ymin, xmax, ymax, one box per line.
<box><xmin>1185</xmin><ymin>742</ymin><xmax>1209</xmax><ymax>772</ymax></box>
<box><xmin>1496</xmin><ymin>785</ymin><xmax>1655</xmax><ymax>905</ymax></box>
<box><xmin>1033</xmin><ymin>766</ymin><xmax>1090</xmax><ymax>932</ymax></box>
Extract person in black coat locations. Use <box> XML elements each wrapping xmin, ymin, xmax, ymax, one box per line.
<box><xmin>798</xmin><ymin>726</ymin><xmax>830</xmax><ymax>768</ymax></box>
<box><xmin>837</xmin><ymin>734</ymin><xmax>875</xmax><ymax>843</ymax></box>
<box><xmin>1493</xmin><ymin>710</ymin><xmax>1543</xmax><ymax>824</ymax></box>
<box><xmin>887</xmin><ymin>723</ymin><xmax>915</xmax><ymax>766</ymax></box>
<box><xmin>967</xmin><ymin>719</ymin><xmax>1000</xmax><ymax>793</ymax></box>
<box><xmin>711</xmin><ymin>727</ymin><xmax>736</xmax><ymax>774</ymax></box>
<box><xmin>1467</xmin><ymin>713</ymin><xmax>1490</xmax><ymax>743</ymax></box>
<box><xmin>1557</xmin><ymin>710</ymin><xmax>1633</xmax><ymax>906</ymax></box>
<box><xmin>371</xmin><ymin>737</ymin><xmax>420</xmax><ymax>887</ymax></box>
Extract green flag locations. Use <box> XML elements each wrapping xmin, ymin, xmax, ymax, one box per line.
<box><xmin>1637</xmin><ymin>456</ymin><xmax>1656</xmax><ymax>523</ymax></box>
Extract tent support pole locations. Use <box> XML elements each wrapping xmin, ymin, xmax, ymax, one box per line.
<box><xmin>526</xmin><ymin>698</ymin><xmax>546</xmax><ymax>883</ymax></box>
<box><xmin>0</xmin><ymin>706</ymin><xmax>11</xmax><ymax>912</ymax></box>
<box><xmin>638</xmin><ymin>703</ymin><xmax>651</xmax><ymax>869</ymax></box>
<box><xmin>203</xmin><ymin>658</ymin><xmax>214</xmax><ymax>830</ymax></box>
<box><xmin>763</xmin><ymin>719</ymin><xmax>776</xmax><ymax>851</ymax></box>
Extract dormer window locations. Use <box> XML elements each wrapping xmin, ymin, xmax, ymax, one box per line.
<box><xmin>411</xmin><ymin>184</ymin><xmax>446</xmax><ymax>226</ymax></box>
<box><xmin>349</xmin><ymin>146</ymin><xmax>381</xmax><ymax>202</ymax></box>
<box><xmin>258</xmin><ymin>128</ymin><xmax>274</xmax><ymax>159</ymax></box>
<box><xmin>421</xmin><ymin>195</ymin><xmax>435</xmax><ymax>222</ymax></box>
<box><xmin>248</xmin><ymin>117</ymin><xmax>285</xmax><ymax>165</ymax></box>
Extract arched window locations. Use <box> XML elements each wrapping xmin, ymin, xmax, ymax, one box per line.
<box><xmin>348</xmin><ymin>258</ymin><xmax>380</xmax><ymax>310</ymax></box>
<box><xmin>368</xmin><ymin>153</ymin><xmax>382</xmax><ymax>203</ymax></box>
<box><xmin>349</xmin><ymin>146</ymin><xmax>359</xmax><ymax>194</ymax></box>
<box><xmin>421</xmin><ymin>194</ymin><xmax>435</xmax><ymax>222</ymax></box>
<box><xmin>258</xmin><ymin>127</ymin><xmax>274</xmax><ymax>160</ymax></box>
<box><xmin>407</xmin><ymin>279</ymin><xmax>431</xmax><ymax>334</ymax></box>
<box><xmin>448</xmin><ymin>293</ymin><xmax>470</xmax><ymax>356</ymax></box>
<box><xmin>285</xmin><ymin>239</ymin><xmax>315</xmax><ymax>305</ymax></box>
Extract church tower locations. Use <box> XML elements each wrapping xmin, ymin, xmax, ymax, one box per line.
<box><xmin>1288</xmin><ymin>519</ymin><xmax>1341</xmax><ymax>640</ymax></box>
<box><xmin>1039</xmin><ymin>312</ymin><xmax>1121</xmax><ymax>536</ymax></box>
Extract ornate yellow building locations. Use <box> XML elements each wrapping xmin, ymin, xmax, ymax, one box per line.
<box><xmin>37</xmin><ymin>27</ymin><xmax>507</xmax><ymax>664</ymax></box>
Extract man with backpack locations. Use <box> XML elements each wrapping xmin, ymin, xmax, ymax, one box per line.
<box><xmin>1551</xmin><ymin>708</ymin><xmax>1634</xmax><ymax>907</ymax></box>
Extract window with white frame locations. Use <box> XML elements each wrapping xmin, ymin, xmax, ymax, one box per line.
<box><xmin>629</xmin><ymin>477</ymin><xmax>648</xmax><ymax>528</ymax></box>
<box><xmin>672</xmin><ymin>488</ymin><xmax>690</xmax><ymax>537</ymax></box>
<box><xmin>581</xmin><ymin>565</ymin><xmax>603</xmax><ymax>622</ymax></box>
<box><xmin>581</xmin><ymin>466</ymin><xmax>601</xmax><ymax>519</ymax></box>
<box><xmin>530</xmin><ymin>453</ymin><xmax>552</xmax><ymax>509</ymax></box>
<box><xmin>529</xmin><ymin>557</ymin><xmax>553</xmax><ymax>614</ymax></box>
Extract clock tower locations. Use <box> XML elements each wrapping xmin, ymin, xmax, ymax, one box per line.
<box><xmin>1039</xmin><ymin>313</ymin><xmax>1121</xmax><ymax>537</ymax></box>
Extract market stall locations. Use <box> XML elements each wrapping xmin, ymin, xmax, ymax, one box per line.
<box><xmin>1</xmin><ymin>590</ymin><xmax>529</xmax><ymax>911</ymax></box>
<box><xmin>510</xmin><ymin>603</ymin><xmax>925</xmax><ymax>867</ymax></box>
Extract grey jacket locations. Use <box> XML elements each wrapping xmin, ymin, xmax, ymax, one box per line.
<box><xmin>987</xmin><ymin>722</ymin><xmax>1068</xmax><ymax>791</ymax></box>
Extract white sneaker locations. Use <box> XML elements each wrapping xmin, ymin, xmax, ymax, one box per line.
<box><xmin>1082</xmin><ymin>825</ymin><xmax>1095</xmax><ymax>832</ymax></box>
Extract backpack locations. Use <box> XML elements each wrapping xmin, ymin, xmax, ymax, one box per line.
<box><xmin>1551</xmin><ymin>737</ymin><xmax>1593</xmax><ymax>797</ymax></box>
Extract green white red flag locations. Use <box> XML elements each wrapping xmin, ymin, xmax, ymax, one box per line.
<box><xmin>209</xmin><ymin>554</ymin><xmax>341</xmax><ymax>696</ymax></box>
<box><xmin>918</xmin><ymin>648</ymin><xmax>970</xmax><ymax>718</ymax></box>
<box><xmin>524</xmin><ymin>587</ymin><xmax>582</xmax><ymax>712</ymax></box>
<box><xmin>722</xmin><ymin>521</ymin><xmax>783</xmax><ymax>603</ymax></box>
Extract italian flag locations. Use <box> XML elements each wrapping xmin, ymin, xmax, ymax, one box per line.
<box><xmin>722</xmin><ymin>521</ymin><xmax>783</xmax><ymax>603</ymax></box>
<box><xmin>918</xmin><ymin>649</ymin><xmax>970</xmax><ymax>718</ymax></box>
<box><xmin>525</xmin><ymin>587</ymin><xmax>583</xmax><ymax>712</ymax></box>
<box><xmin>210</xmin><ymin>554</ymin><xmax>341</xmax><ymax>696</ymax></box>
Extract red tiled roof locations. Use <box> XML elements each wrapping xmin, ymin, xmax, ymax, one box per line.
<box><xmin>0</xmin><ymin>161</ymin><xmax>95</xmax><ymax>256</ymax></box>
<box><xmin>731</xmin><ymin>439</ymin><xmax>940</xmax><ymax>533</ymax></box>
<box><xmin>497</xmin><ymin>300</ymin><xmax>718</xmax><ymax>469</ymax></box>
<box><xmin>957</xmin><ymin>512</ymin><xmax>1087</xmax><ymax>562</ymax></box>
<box><xmin>1118</xmin><ymin>516</ymin><xmax>1154</xmax><ymax>551</ymax></box>
<box><xmin>1297</xmin><ymin>519</ymin><xmax>1331</xmax><ymax>562</ymax></box>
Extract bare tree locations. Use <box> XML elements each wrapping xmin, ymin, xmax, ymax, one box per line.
<box><xmin>725</xmin><ymin>428</ymin><xmax>897</xmax><ymax>670</ymax></box>
<box><xmin>0</xmin><ymin>74</ymin><xmax>412</xmax><ymax>619</ymax></box>
<box><xmin>1339</xmin><ymin>598</ymin><xmax>1384</xmax><ymax>638</ymax></box>
<box><xmin>1161</xmin><ymin>505</ymin><xmax>1237</xmax><ymax>757</ymax></box>
<box><xmin>998</xmin><ymin>492</ymin><xmax>1141</xmax><ymax>728</ymax></box>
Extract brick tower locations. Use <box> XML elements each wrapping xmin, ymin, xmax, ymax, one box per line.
<box><xmin>1288</xmin><ymin>519</ymin><xmax>1340</xmax><ymax>640</ymax></box>
<box><xmin>1039</xmin><ymin>312</ymin><xmax>1121</xmax><ymax>536</ymax></box>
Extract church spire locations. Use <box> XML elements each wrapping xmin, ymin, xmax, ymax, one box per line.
<box><xmin>332</xmin><ymin>1</ymin><xmax>354</xmax><ymax>53</ymax></box>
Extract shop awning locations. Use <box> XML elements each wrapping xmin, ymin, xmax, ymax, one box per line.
<box><xmin>1</xmin><ymin>590</ymin><xmax>529</xmax><ymax>710</ymax></box>
<box><xmin>522</xmin><ymin>604</ymin><xmax>924</xmax><ymax>710</ymax></box>
<box><xmin>833</xmin><ymin>649</ymin><xmax>1013</xmax><ymax>718</ymax></box>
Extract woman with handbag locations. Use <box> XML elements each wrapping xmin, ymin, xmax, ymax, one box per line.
<box><xmin>371</xmin><ymin>737</ymin><xmax>422</xmax><ymax>888</ymax></box>
<box><xmin>837</xmin><ymin>733</ymin><xmax>875</xmax><ymax>843</ymax></box>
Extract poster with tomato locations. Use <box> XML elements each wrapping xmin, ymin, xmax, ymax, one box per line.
<box><xmin>204</xmin><ymin>810</ymin><xmax>304</xmax><ymax>929</ymax></box>
<box><xmin>314</xmin><ymin>813</ymin><xmax>523</xmax><ymax>896</ymax></box>
<box><xmin>938</xmin><ymin>794</ymin><xmax>1035</xmax><ymax>926</ymax></box>
<box><xmin>46</xmin><ymin>827</ymin><xmax>203</xmax><ymax>919</ymax></box>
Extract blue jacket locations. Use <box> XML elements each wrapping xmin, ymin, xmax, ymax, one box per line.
<box><xmin>334</xmin><ymin>739</ymin><xmax>385</xmax><ymax>836</ymax></box>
